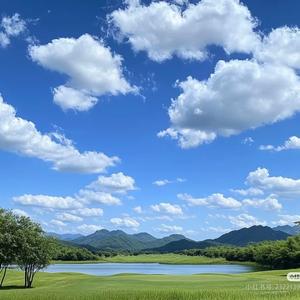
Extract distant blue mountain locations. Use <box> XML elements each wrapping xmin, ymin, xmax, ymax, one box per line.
<box><xmin>47</xmin><ymin>232</ymin><xmax>84</xmax><ymax>241</ymax></box>
<box><xmin>273</xmin><ymin>225</ymin><xmax>300</xmax><ymax>236</ymax></box>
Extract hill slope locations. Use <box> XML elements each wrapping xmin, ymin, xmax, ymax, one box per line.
<box><xmin>146</xmin><ymin>239</ymin><xmax>221</xmax><ymax>253</ymax></box>
<box><xmin>47</xmin><ymin>232</ymin><xmax>84</xmax><ymax>241</ymax></box>
<box><xmin>215</xmin><ymin>225</ymin><xmax>290</xmax><ymax>246</ymax></box>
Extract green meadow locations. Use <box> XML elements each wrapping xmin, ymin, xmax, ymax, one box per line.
<box><xmin>54</xmin><ymin>254</ymin><xmax>228</xmax><ymax>265</ymax></box>
<box><xmin>1</xmin><ymin>268</ymin><xmax>300</xmax><ymax>300</ymax></box>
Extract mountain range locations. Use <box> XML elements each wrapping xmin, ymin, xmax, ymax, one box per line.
<box><xmin>49</xmin><ymin>225</ymin><xmax>294</xmax><ymax>252</ymax></box>
<box><xmin>72</xmin><ymin>229</ymin><xmax>187</xmax><ymax>251</ymax></box>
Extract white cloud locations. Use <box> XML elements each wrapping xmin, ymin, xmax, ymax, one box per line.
<box><xmin>153</xmin><ymin>178</ymin><xmax>186</xmax><ymax>186</ymax></box>
<box><xmin>242</xmin><ymin>137</ymin><xmax>254</xmax><ymax>145</ymax></box>
<box><xmin>71</xmin><ymin>208</ymin><xmax>104</xmax><ymax>217</ymax></box>
<box><xmin>110</xmin><ymin>216</ymin><xmax>140</xmax><ymax>228</ymax></box>
<box><xmin>159</xmin><ymin>59</ymin><xmax>300</xmax><ymax>148</ymax></box>
<box><xmin>151</xmin><ymin>202</ymin><xmax>183</xmax><ymax>215</ymax></box>
<box><xmin>110</xmin><ymin>0</ymin><xmax>259</xmax><ymax>62</ymax></box>
<box><xmin>133</xmin><ymin>206</ymin><xmax>142</xmax><ymax>213</ymax></box>
<box><xmin>178</xmin><ymin>193</ymin><xmax>242</xmax><ymax>209</ymax></box>
<box><xmin>0</xmin><ymin>14</ymin><xmax>26</xmax><ymax>48</ymax></box>
<box><xmin>14</xmin><ymin>195</ymin><xmax>83</xmax><ymax>210</ymax></box>
<box><xmin>77</xmin><ymin>224</ymin><xmax>103</xmax><ymax>234</ymax></box>
<box><xmin>142</xmin><ymin>215</ymin><xmax>173</xmax><ymax>222</ymax></box>
<box><xmin>273</xmin><ymin>214</ymin><xmax>300</xmax><ymax>226</ymax></box>
<box><xmin>29</xmin><ymin>34</ymin><xmax>136</xmax><ymax>111</ymax></box>
<box><xmin>88</xmin><ymin>172</ymin><xmax>136</xmax><ymax>194</ymax></box>
<box><xmin>13</xmin><ymin>172</ymin><xmax>135</xmax><ymax>211</ymax></box>
<box><xmin>0</xmin><ymin>32</ymin><xmax>10</xmax><ymax>48</ymax></box>
<box><xmin>260</xmin><ymin>136</ymin><xmax>300</xmax><ymax>152</ymax></box>
<box><xmin>50</xmin><ymin>219</ymin><xmax>67</xmax><ymax>227</ymax></box>
<box><xmin>53</xmin><ymin>86</ymin><xmax>98</xmax><ymax>112</ymax></box>
<box><xmin>56</xmin><ymin>212</ymin><xmax>83</xmax><ymax>223</ymax></box>
<box><xmin>153</xmin><ymin>179</ymin><xmax>171</xmax><ymax>186</ymax></box>
<box><xmin>242</xmin><ymin>195</ymin><xmax>282</xmax><ymax>211</ymax></box>
<box><xmin>229</xmin><ymin>213</ymin><xmax>266</xmax><ymax>228</ymax></box>
<box><xmin>0</xmin><ymin>95</ymin><xmax>119</xmax><ymax>173</ymax></box>
<box><xmin>12</xmin><ymin>208</ymin><xmax>29</xmax><ymax>217</ymax></box>
<box><xmin>230</xmin><ymin>187</ymin><xmax>264</xmax><ymax>197</ymax></box>
<box><xmin>246</xmin><ymin>167</ymin><xmax>300</xmax><ymax>198</ymax></box>
<box><xmin>77</xmin><ymin>190</ymin><xmax>122</xmax><ymax>206</ymax></box>
<box><xmin>255</xmin><ymin>27</ymin><xmax>300</xmax><ymax>69</ymax></box>
<box><xmin>157</xmin><ymin>224</ymin><xmax>183</xmax><ymax>233</ymax></box>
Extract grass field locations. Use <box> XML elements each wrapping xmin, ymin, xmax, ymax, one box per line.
<box><xmin>1</xmin><ymin>268</ymin><xmax>300</xmax><ymax>300</ymax></box>
<box><xmin>54</xmin><ymin>254</ymin><xmax>229</xmax><ymax>265</ymax></box>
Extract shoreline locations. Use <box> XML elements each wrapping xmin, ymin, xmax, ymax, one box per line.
<box><xmin>51</xmin><ymin>253</ymin><xmax>261</xmax><ymax>270</ymax></box>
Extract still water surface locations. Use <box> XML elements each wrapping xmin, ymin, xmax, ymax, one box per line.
<box><xmin>44</xmin><ymin>263</ymin><xmax>253</xmax><ymax>276</ymax></box>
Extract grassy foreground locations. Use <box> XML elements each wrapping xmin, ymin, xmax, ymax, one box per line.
<box><xmin>54</xmin><ymin>254</ymin><xmax>228</xmax><ymax>265</ymax></box>
<box><xmin>1</xmin><ymin>268</ymin><xmax>300</xmax><ymax>300</ymax></box>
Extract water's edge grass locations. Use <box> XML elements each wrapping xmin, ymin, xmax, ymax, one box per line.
<box><xmin>1</xmin><ymin>268</ymin><xmax>300</xmax><ymax>300</ymax></box>
<box><xmin>52</xmin><ymin>254</ymin><xmax>262</xmax><ymax>270</ymax></box>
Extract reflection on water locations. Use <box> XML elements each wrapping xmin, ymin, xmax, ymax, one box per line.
<box><xmin>44</xmin><ymin>263</ymin><xmax>253</xmax><ymax>276</ymax></box>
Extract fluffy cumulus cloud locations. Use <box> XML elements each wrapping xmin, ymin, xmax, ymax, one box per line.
<box><xmin>151</xmin><ymin>202</ymin><xmax>183</xmax><ymax>215</ymax></box>
<box><xmin>260</xmin><ymin>136</ymin><xmax>300</xmax><ymax>152</ymax></box>
<box><xmin>110</xmin><ymin>216</ymin><xmax>140</xmax><ymax>228</ymax></box>
<box><xmin>0</xmin><ymin>13</ymin><xmax>26</xmax><ymax>48</ymax></box>
<box><xmin>77</xmin><ymin>190</ymin><xmax>122</xmax><ymax>206</ymax></box>
<box><xmin>110</xmin><ymin>0</ymin><xmax>259</xmax><ymax>62</ymax></box>
<box><xmin>229</xmin><ymin>213</ymin><xmax>266</xmax><ymax>228</ymax></box>
<box><xmin>230</xmin><ymin>187</ymin><xmax>264</xmax><ymax>197</ymax></box>
<box><xmin>13</xmin><ymin>195</ymin><xmax>83</xmax><ymax>210</ymax></box>
<box><xmin>56</xmin><ymin>212</ymin><xmax>83</xmax><ymax>223</ymax></box>
<box><xmin>0</xmin><ymin>95</ymin><xmax>119</xmax><ymax>173</ymax></box>
<box><xmin>178</xmin><ymin>193</ymin><xmax>242</xmax><ymax>209</ymax></box>
<box><xmin>50</xmin><ymin>219</ymin><xmax>66</xmax><ymax>227</ymax></box>
<box><xmin>29</xmin><ymin>34</ymin><xmax>136</xmax><ymax>111</ymax></box>
<box><xmin>14</xmin><ymin>172</ymin><xmax>135</xmax><ymax>212</ymax></box>
<box><xmin>255</xmin><ymin>27</ymin><xmax>300</xmax><ymax>69</ymax></box>
<box><xmin>159</xmin><ymin>59</ymin><xmax>300</xmax><ymax>148</ymax></box>
<box><xmin>242</xmin><ymin>195</ymin><xmax>282</xmax><ymax>211</ymax></box>
<box><xmin>246</xmin><ymin>168</ymin><xmax>300</xmax><ymax>198</ymax></box>
<box><xmin>71</xmin><ymin>208</ymin><xmax>104</xmax><ymax>217</ymax></box>
<box><xmin>88</xmin><ymin>172</ymin><xmax>136</xmax><ymax>194</ymax></box>
<box><xmin>157</xmin><ymin>224</ymin><xmax>183</xmax><ymax>233</ymax></box>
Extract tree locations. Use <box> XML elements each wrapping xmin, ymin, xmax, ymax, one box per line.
<box><xmin>16</xmin><ymin>216</ymin><xmax>54</xmax><ymax>288</ymax></box>
<box><xmin>0</xmin><ymin>209</ymin><xmax>18</xmax><ymax>287</ymax></box>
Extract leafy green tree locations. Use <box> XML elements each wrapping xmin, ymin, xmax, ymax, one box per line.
<box><xmin>0</xmin><ymin>209</ymin><xmax>18</xmax><ymax>287</ymax></box>
<box><xmin>15</xmin><ymin>216</ymin><xmax>54</xmax><ymax>288</ymax></box>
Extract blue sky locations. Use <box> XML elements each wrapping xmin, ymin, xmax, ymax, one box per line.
<box><xmin>1</xmin><ymin>0</ymin><xmax>300</xmax><ymax>240</ymax></box>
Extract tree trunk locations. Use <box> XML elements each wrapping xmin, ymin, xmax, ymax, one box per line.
<box><xmin>0</xmin><ymin>267</ymin><xmax>7</xmax><ymax>287</ymax></box>
<box><xmin>24</xmin><ymin>265</ymin><xmax>36</xmax><ymax>288</ymax></box>
<box><xmin>24</xmin><ymin>266</ymin><xmax>28</xmax><ymax>288</ymax></box>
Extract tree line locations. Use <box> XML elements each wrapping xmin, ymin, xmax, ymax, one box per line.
<box><xmin>182</xmin><ymin>234</ymin><xmax>300</xmax><ymax>269</ymax></box>
<box><xmin>53</xmin><ymin>243</ymin><xmax>99</xmax><ymax>261</ymax></box>
<box><xmin>0</xmin><ymin>209</ymin><xmax>54</xmax><ymax>288</ymax></box>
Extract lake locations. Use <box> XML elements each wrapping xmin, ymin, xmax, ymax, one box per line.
<box><xmin>44</xmin><ymin>263</ymin><xmax>253</xmax><ymax>276</ymax></box>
